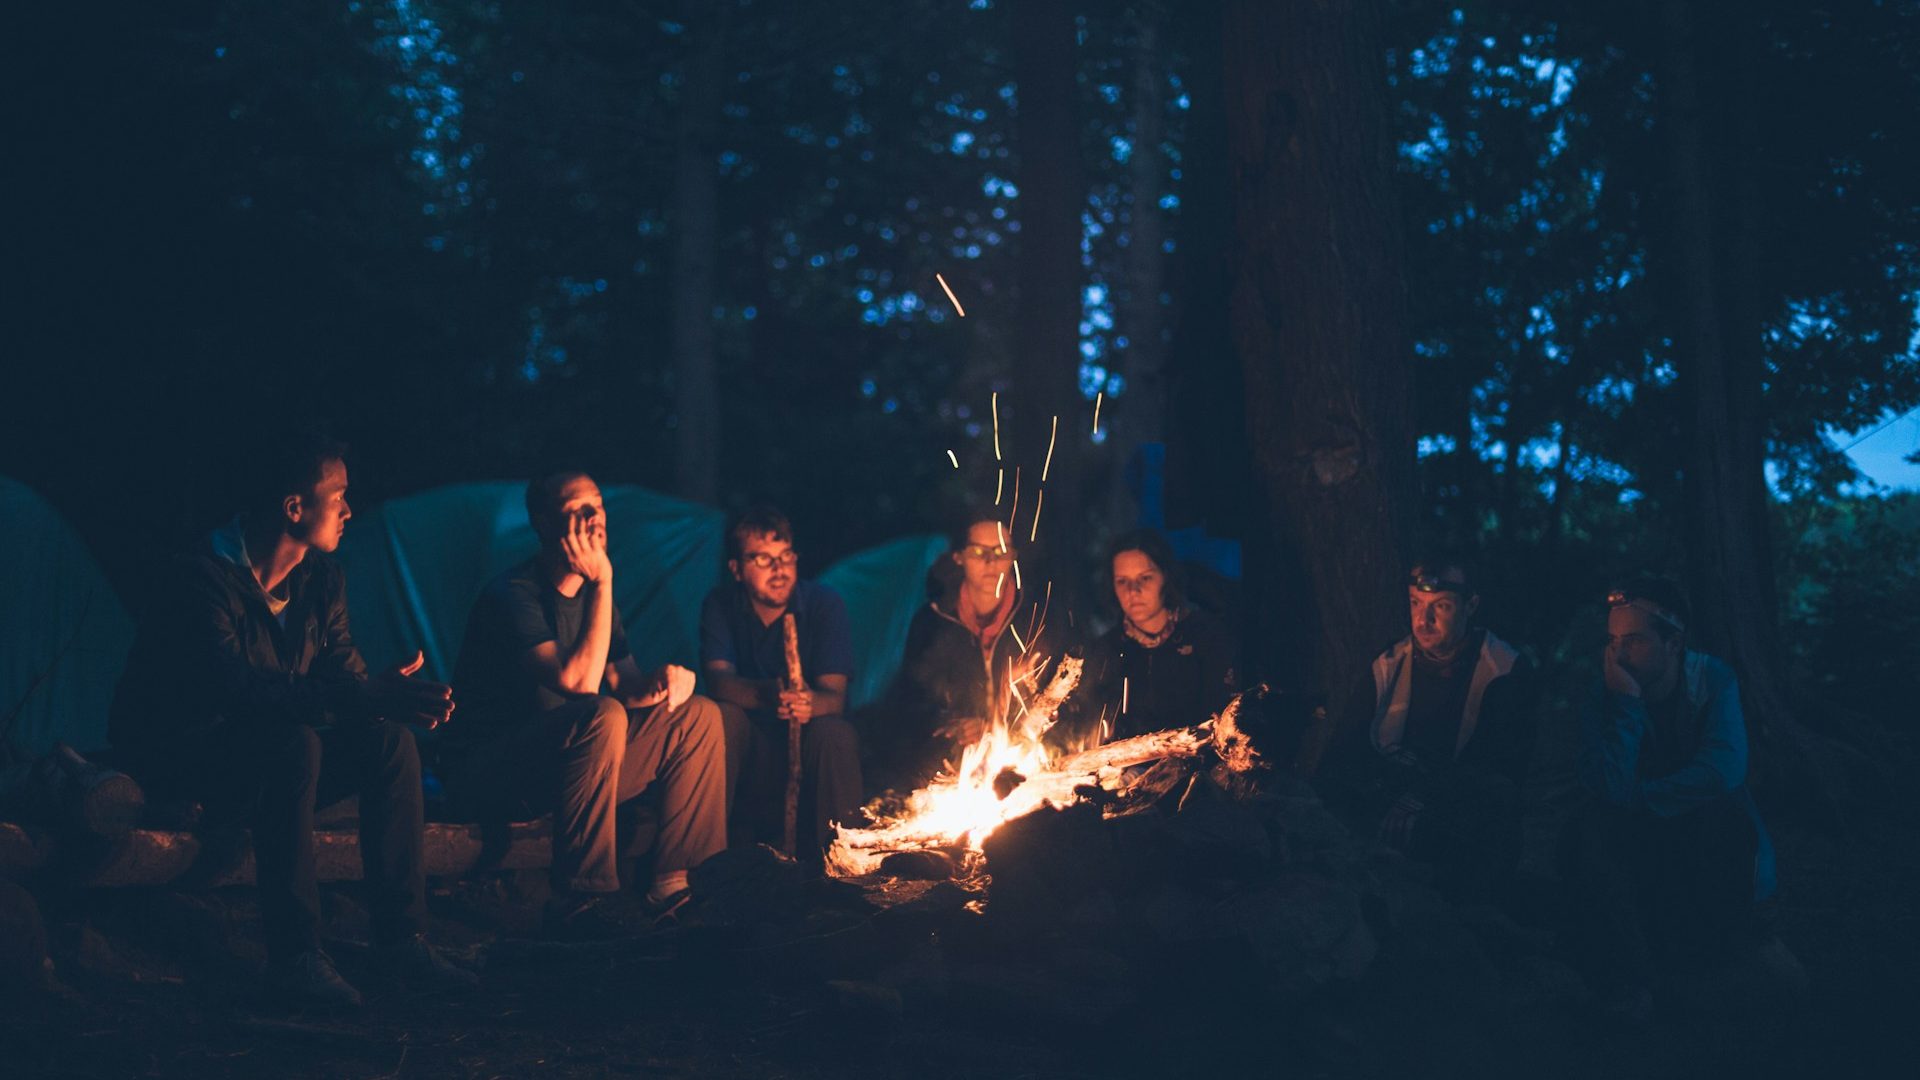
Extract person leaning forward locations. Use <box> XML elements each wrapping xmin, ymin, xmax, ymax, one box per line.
<box><xmin>1558</xmin><ymin>576</ymin><xmax>1776</xmax><ymax>1019</ymax></box>
<box><xmin>699</xmin><ymin>505</ymin><xmax>861</xmax><ymax>861</ymax></box>
<box><xmin>445</xmin><ymin>471</ymin><xmax>727</xmax><ymax>933</ymax></box>
<box><xmin>110</xmin><ymin>432</ymin><xmax>475</xmax><ymax>1009</ymax></box>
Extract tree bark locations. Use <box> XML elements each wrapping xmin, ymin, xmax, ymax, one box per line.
<box><xmin>1118</xmin><ymin>7</ymin><xmax>1168</xmax><ymax>449</ymax></box>
<box><xmin>669</xmin><ymin>15</ymin><xmax>724</xmax><ymax>505</ymax></box>
<box><xmin>1011</xmin><ymin>0</ymin><xmax>1090</xmax><ymax>608</ymax></box>
<box><xmin>1221</xmin><ymin>0</ymin><xmax>1414</xmax><ymax>772</ymax></box>
<box><xmin>1657</xmin><ymin>4</ymin><xmax>1797</xmax><ymax>745</ymax></box>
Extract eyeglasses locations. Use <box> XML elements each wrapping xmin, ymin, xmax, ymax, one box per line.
<box><xmin>1606</xmin><ymin>589</ymin><xmax>1685</xmax><ymax>633</ymax></box>
<box><xmin>959</xmin><ymin>544</ymin><xmax>1016</xmax><ymax>563</ymax></box>
<box><xmin>742</xmin><ymin>551</ymin><xmax>799</xmax><ymax>570</ymax></box>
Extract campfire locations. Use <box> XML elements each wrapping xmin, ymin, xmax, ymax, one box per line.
<box><xmin>826</xmin><ymin>656</ymin><xmax>1262</xmax><ymax>878</ymax></box>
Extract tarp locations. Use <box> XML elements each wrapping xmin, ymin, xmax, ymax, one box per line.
<box><xmin>0</xmin><ymin>478</ymin><xmax>137</xmax><ymax>757</ymax></box>
<box><xmin>0</xmin><ymin>476</ymin><xmax>940</xmax><ymax>756</ymax></box>
<box><xmin>818</xmin><ymin>534</ymin><xmax>950</xmax><ymax>709</ymax></box>
<box><xmin>332</xmin><ymin>482</ymin><xmax>725</xmax><ymax>681</ymax></box>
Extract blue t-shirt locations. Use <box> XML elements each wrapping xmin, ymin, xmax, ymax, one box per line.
<box><xmin>699</xmin><ymin>579</ymin><xmax>854</xmax><ymax>690</ymax></box>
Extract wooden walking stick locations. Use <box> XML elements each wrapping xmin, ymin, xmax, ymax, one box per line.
<box><xmin>780</xmin><ymin>613</ymin><xmax>805</xmax><ymax>858</ymax></box>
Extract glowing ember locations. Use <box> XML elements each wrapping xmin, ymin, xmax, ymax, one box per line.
<box><xmin>1028</xmin><ymin>489</ymin><xmax>1044</xmax><ymax>543</ymax></box>
<box><xmin>946</xmin><ymin>449</ymin><xmax>959</xmax><ymax>469</ymax></box>
<box><xmin>992</xmin><ymin>391</ymin><xmax>1002</xmax><ymax>460</ymax></box>
<box><xmin>935</xmin><ymin>272</ymin><xmax>967</xmax><ymax>317</ymax></box>
<box><xmin>1042</xmin><ymin>415</ymin><xmax>1058</xmax><ymax>481</ymax></box>
<box><xmin>1092</xmin><ymin>391</ymin><xmax>1103</xmax><ymax>436</ymax></box>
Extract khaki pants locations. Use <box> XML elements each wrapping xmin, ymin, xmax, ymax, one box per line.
<box><xmin>446</xmin><ymin>694</ymin><xmax>728</xmax><ymax>893</ymax></box>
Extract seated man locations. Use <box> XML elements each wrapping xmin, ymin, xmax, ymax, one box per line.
<box><xmin>1324</xmin><ymin>554</ymin><xmax>1538</xmax><ymax>904</ymax></box>
<box><xmin>1560</xmin><ymin>577</ymin><xmax>1776</xmax><ymax>1013</ymax></box>
<box><xmin>445</xmin><ymin>471</ymin><xmax>727</xmax><ymax>928</ymax></box>
<box><xmin>110</xmin><ymin>432</ymin><xmax>472</xmax><ymax>1008</ymax></box>
<box><xmin>699</xmin><ymin>506</ymin><xmax>861</xmax><ymax>859</ymax></box>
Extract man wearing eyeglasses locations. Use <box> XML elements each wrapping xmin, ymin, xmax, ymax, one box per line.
<box><xmin>1323</xmin><ymin>553</ymin><xmax>1538</xmax><ymax>904</ymax></box>
<box><xmin>1560</xmin><ymin>576</ymin><xmax>1775</xmax><ymax>1017</ymax></box>
<box><xmin>699</xmin><ymin>506</ymin><xmax>859</xmax><ymax>861</ymax></box>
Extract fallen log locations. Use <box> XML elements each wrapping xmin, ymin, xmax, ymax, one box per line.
<box><xmin>0</xmin><ymin>818</ymin><xmax>552</xmax><ymax>887</ymax></box>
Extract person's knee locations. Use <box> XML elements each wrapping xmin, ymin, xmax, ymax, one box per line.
<box><xmin>272</xmin><ymin>723</ymin><xmax>324</xmax><ymax>781</ymax></box>
<box><xmin>571</xmin><ymin>695</ymin><xmax>629</xmax><ymax>756</ymax></box>
<box><xmin>678</xmin><ymin>694</ymin><xmax>726</xmax><ymax>747</ymax></box>
<box><xmin>807</xmin><ymin>716</ymin><xmax>860</xmax><ymax>760</ymax></box>
<box><xmin>372</xmin><ymin>719</ymin><xmax>420</xmax><ymax>772</ymax></box>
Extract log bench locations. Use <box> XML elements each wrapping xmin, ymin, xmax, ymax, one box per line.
<box><xmin>0</xmin><ymin>818</ymin><xmax>553</xmax><ymax>888</ymax></box>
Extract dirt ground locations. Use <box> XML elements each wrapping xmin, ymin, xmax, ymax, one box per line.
<box><xmin>4</xmin><ymin>725</ymin><xmax>1915</xmax><ymax>1079</ymax></box>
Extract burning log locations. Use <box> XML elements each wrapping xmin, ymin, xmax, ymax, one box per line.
<box><xmin>827</xmin><ymin>686</ymin><xmax>1265</xmax><ymax>878</ymax></box>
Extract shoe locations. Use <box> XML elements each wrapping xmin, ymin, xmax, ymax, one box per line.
<box><xmin>641</xmin><ymin>886</ymin><xmax>693</xmax><ymax>926</ymax></box>
<box><xmin>270</xmin><ymin>949</ymin><xmax>364</xmax><ymax>1009</ymax></box>
<box><xmin>542</xmin><ymin>892</ymin><xmax>634</xmax><ymax>940</ymax></box>
<box><xmin>375</xmin><ymin>933</ymin><xmax>479</xmax><ymax>993</ymax></box>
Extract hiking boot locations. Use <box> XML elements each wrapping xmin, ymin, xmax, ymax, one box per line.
<box><xmin>270</xmin><ymin>949</ymin><xmax>363</xmax><ymax>1009</ymax></box>
<box><xmin>374</xmin><ymin>933</ymin><xmax>479</xmax><ymax>993</ymax></box>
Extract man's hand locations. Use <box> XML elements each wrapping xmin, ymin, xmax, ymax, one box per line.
<box><xmin>559</xmin><ymin>512</ymin><xmax>613</xmax><ymax>585</ymax></box>
<box><xmin>777</xmin><ymin>685</ymin><xmax>814</xmax><ymax>725</ymax></box>
<box><xmin>1377</xmin><ymin>792</ymin><xmax>1424</xmax><ymax>850</ymax></box>
<box><xmin>366</xmin><ymin>650</ymin><xmax>456</xmax><ymax>729</ymax></box>
<box><xmin>933</xmin><ymin>716</ymin><xmax>987</xmax><ymax>747</ymax></box>
<box><xmin>1604</xmin><ymin>645</ymin><xmax>1641</xmax><ymax>698</ymax></box>
<box><xmin>660</xmin><ymin>664</ymin><xmax>696</xmax><ymax>711</ymax></box>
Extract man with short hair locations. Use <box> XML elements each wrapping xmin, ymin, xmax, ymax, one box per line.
<box><xmin>111</xmin><ymin>433</ymin><xmax>473</xmax><ymax>1008</ymax></box>
<box><xmin>447</xmin><ymin>471</ymin><xmax>728</xmax><ymax>929</ymax></box>
<box><xmin>699</xmin><ymin>506</ymin><xmax>860</xmax><ymax>860</ymax></box>
<box><xmin>1560</xmin><ymin>577</ymin><xmax>1775</xmax><ymax>1014</ymax></box>
<box><xmin>1326</xmin><ymin>554</ymin><xmax>1538</xmax><ymax>903</ymax></box>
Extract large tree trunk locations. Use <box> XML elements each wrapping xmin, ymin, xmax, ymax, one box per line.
<box><xmin>1011</xmin><ymin>0</ymin><xmax>1090</xmax><ymax>608</ymax></box>
<box><xmin>1107</xmin><ymin>7</ymin><xmax>1168</xmax><ymax>531</ymax></box>
<box><xmin>1657</xmin><ymin>2</ymin><xmax>1846</xmax><ymax>819</ymax></box>
<box><xmin>1222</xmin><ymin>0</ymin><xmax>1414</xmax><ymax>773</ymax></box>
<box><xmin>669</xmin><ymin>15</ymin><xmax>724</xmax><ymax>505</ymax></box>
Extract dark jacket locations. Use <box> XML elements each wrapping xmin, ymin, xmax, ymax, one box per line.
<box><xmin>1062</xmin><ymin>608</ymin><xmax>1241</xmax><ymax>744</ymax></box>
<box><xmin>1577</xmin><ymin>649</ymin><xmax>1776</xmax><ymax>899</ymax></box>
<box><xmin>881</xmin><ymin>579</ymin><xmax>1059</xmax><ymax>774</ymax></box>
<box><xmin>111</xmin><ymin>524</ymin><xmax>370</xmax><ymax>757</ymax></box>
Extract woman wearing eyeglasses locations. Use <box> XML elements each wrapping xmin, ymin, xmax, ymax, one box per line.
<box><xmin>879</xmin><ymin>512</ymin><xmax>1060</xmax><ymax>786</ymax></box>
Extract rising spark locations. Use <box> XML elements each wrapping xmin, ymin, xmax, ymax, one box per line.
<box><xmin>995</xmin><ymin>571</ymin><xmax>1006</xmax><ymax>599</ymax></box>
<box><xmin>1013</xmin><ymin>559</ymin><xmax>1022</xmax><ymax>591</ymax></box>
<box><xmin>946</xmin><ymin>449</ymin><xmax>959</xmax><ymax>469</ymax></box>
<box><xmin>1028</xmin><ymin>489</ymin><xmax>1045</xmax><ymax>543</ymax></box>
<box><xmin>1121</xmin><ymin>676</ymin><xmax>1130</xmax><ymax>715</ymax></box>
<box><xmin>996</xmin><ymin>519</ymin><xmax>1007</xmax><ymax>552</ymax></box>
<box><xmin>1009</xmin><ymin>622</ymin><xmax>1028</xmax><ymax>653</ymax></box>
<box><xmin>1092</xmin><ymin>391</ymin><xmax>1103</xmax><ymax>436</ymax></box>
<box><xmin>935</xmin><ymin>272</ymin><xmax>967</xmax><ymax>317</ymax></box>
<box><xmin>1006</xmin><ymin>467</ymin><xmax>1021</xmax><ymax>537</ymax></box>
<box><xmin>1042</xmin><ymin>415</ymin><xmax>1058</xmax><ymax>481</ymax></box>
<box><xmin>991</xmin><ymin>392</ymin><xmax>1001</xmax><ymax>461</ymax></box>
<box><xmin>995</xmin><ymin>467</ymin><xmax>1004</xmax><ymax>505</ymax></box>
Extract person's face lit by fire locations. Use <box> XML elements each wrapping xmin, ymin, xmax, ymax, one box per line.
<box><xmin>1606</xmin><ymin>604</ymin><xmax>1681</xmax><ymax>691</ymax></box>
<box><xmin>953</xmin><ymin>520</ymin><xmax>1015</xmax><ymax>597</ymax></box>
<box><xmin>289</xmin><ymin>458</ymin><xmax>351</xmax><ymax>554</ymax></box>
<box><xmin>732</xmin><ymin>530</ymin><xmax>798</xmax><ymax>610</ymax></box>
<box><xmin>1111</xmin><ymin>549</ymin><xmax>1168</xmax><ymax>629</ymax></box>
<box><xmin>1408</xmin><ymin>571</ymin><xmax>1477</xmax><ymax>660</ymax></box>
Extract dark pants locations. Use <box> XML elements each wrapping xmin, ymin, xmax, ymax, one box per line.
<box><xmin>1557</xmin><ymin>794</ymin><xmax>1759</xmax><ymax>993</ymax></box>
<box><xmin>442</xmin><ymin>695</ymin><xmax>728</xmax><ymax>893</ymax></box>
<box><xmin>131</xmin><ymin>719</ymin><xmax>427</xmax><ymax>961</ymax></box>
<box><xmin>717</xmin><ymin>702</ymin><xmax>862</xmax><ymax>856</ymax></box>
<box><xmin>1409</xmin><ymin>773</ymin><xmax>1523</xmax><ymax>906</ymax></box>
